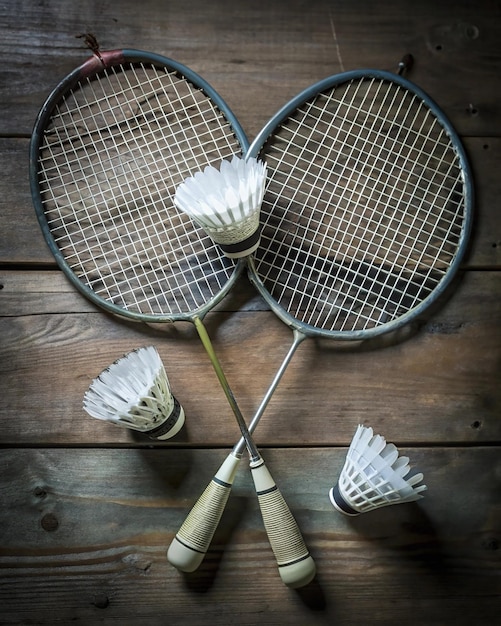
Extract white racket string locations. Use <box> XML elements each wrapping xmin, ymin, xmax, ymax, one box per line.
<box><xmin>177</xmin><ymin>69</ymin><xmax>469</xmax><ymax>587</ymax></box>
<box><xmin>311</xmin><ymin>88</ymin><xmax>430</xmax><ymax>328</ymax></box>
<box><xmin>38</xmin><ymin>61</ymin><xmax>240</xmax><ymax>318</ymax></box>
<box><xmin>238</xmin><ymin>71</ymin><xmax>470</xmax><ymax>449</ymax></box>
<box><xmin>255</xmin><ymin>78</ymin><xmax>466</xmax><ymax>334</ymax></box>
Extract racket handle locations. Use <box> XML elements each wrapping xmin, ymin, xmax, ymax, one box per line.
<box><xmin>250</xmin><ymin>458</ymin><xmax>316</xmax><ymax>588</ymax></box>
<box><xmin>167</xmin><ymin>453</ymin><xmax>240</xmax><ymax>572</ymax></box>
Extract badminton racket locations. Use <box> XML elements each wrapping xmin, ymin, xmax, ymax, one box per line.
<box><xmin>29</xmin><ymin>47</ymin><xmax>314</xmax><ymax>588</ymax></box>
<box><xmin>174</xmin><ymin>55</ymin><xmax>473</xmax><ymax>570</ymax></box>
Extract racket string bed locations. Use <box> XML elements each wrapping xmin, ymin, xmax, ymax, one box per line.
<box><xmin>38</xmin><ymin>60</ymin><xmax>240</xmax><ymax>319</ymax></box>
<box><xmin>240</xmin><ymin>62</ymin><xmax>471</xmax><ymax>547</ymax></box>
<box><xmin>170</xmin><ymin>66</ymin><xmax>472</xmax><ymax>586</ymax></box>
<box><xmin>255</xmin><ymin>77</ymin><xmax>467</xmax><ymax>335</ymax></box>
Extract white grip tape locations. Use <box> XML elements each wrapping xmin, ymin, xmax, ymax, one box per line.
<box><xmin>250</xmin><ymin>459</ymin><xmax>316</xmax><ymax>588</ymax></box>
<box><xmin>167</xmin><ymin>453</ymin><xmax>240</xmax><ymax>572</ymax></box>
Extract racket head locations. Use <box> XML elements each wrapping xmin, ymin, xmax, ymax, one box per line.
<box><xmin>30</xmin><ymin>49</ymin><xmax>249</xmax><ymax>323</ymax></box>
<box><xmin>246</xmin><ymin>69</ymin><xmax>474</xmax><ymax>340</ymax></box>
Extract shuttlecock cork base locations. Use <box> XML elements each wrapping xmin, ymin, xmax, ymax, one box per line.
<box><xmin>209</xmin><ymin>214</ymin><xmax>262</xmax><ymax>259</ymax></box>
<box><xmin>329</xmin><ymin>424</ymin><xmax>427</xmax><ymax>515</ymax></box>
<box><xmin>174</xmin><ymin>155</ymin><xmax>267</xmax><ymax>259</ymax></box>
<box><xmin>83</xmin><ymin>346</ymin><xmax>185</xmax><ymax>440</ymax></box>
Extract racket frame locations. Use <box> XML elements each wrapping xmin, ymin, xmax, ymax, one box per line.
<box><xmin>171</xmin><ymin>66</ymin><xmax>474</xmax><ymax>586</ymax></box>
<box><xmin>29</xmin><ymin>49</ymin><xmax>249</xmax><ymax>324</ymax></box>
<box><xmin>246</xmin><ymin>68</ymin><xmax>474</xmax><ymax>342</ymax></box>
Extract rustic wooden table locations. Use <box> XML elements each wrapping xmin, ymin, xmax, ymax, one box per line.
<box><xmin>1</xmin><ymin>1</ymin><xmax>500</xmax><ymax>624</ymax></box>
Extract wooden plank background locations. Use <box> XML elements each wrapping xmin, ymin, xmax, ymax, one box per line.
<box><xmin>0</xmin><ymin>0</ymin><xmax>500</xmax><ymax>624</ymax></box>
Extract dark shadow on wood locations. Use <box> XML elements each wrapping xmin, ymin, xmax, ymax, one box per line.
<box><xmin>314</xmin><ymin>269</ymin><xmax>469</xmax><ymax>354</ymax></box>
<box><xmin>294</xmin><ymin>575</ymin><xmax>329</xmax><ymax>612</ymax></box>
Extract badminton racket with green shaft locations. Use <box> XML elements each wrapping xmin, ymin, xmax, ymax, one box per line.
<box><xmin>29</xmin><ymin>46</ymin><xmax>315</xmax><ymax>589</ymax></box>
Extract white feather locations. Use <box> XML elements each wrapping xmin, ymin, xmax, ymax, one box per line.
<box><xmin>329</xmin><ymin>424</ymin><xmax>427</xmax><ymax>515</ymax></box>
<box><xmin>174</xmin><ymin>156</ymin><xmax>267</xmax><ymax>258</ymax></box>
<box><xmin>83</xmin><ymin>346</ymin><xmax>185</xmax><ymax>440</ymax></box>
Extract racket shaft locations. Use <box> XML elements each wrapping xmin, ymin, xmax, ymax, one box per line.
<box><xmin>190</xmin><ymin>322</ymin><xmax>314</xmax><ymax>584</ymax></box>
<box><xmin>167</xmin><ymin>452</ymin><xmax>240</xmax><ymax>572</ymax></box>
<box><xmin>233</xmin><ymin>329</ymin><xmax>305</xmax><ymax>457</ymax></box>
<box><xmin>194</xmin><ymin>316</ymin><xmax>259</xmax><ymax>460</ymax></box>
<box><xmin>250</xmin><ymin>459</ymin><xmax>316</xmax><ymax>588</ymax></box>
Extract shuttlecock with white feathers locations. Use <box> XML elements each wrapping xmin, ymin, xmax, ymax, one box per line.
<box><xmin>174</xmin><ymin>155</ymin><xmax>267</xmax><ymax>258</ymax></box>
<box><xmin>329</xmin><ymin>425</ymin><xmax>427</xmax><ymax>515</ymax></box>
<box><xmin>83</xmin><ymin>346</ymin><xmax>185</xmax><ymax>440</ymax></box>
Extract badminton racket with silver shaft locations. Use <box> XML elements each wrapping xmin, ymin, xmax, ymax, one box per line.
<box><xmin>172</xmin><ymin>55</ymin><xmax>473</xmax><ymax>573</ymax></box>
<box><xmin>243</xmin><ymin>55</ymin><xmax>473</xmax><ymax>468</ymax></box>
<box><xmin>30</xmin><ymin>46</ymin><xmax>314</xmax><ymax>588</ymax></box>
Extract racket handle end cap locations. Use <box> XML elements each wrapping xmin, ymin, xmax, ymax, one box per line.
<box><xmin>280</xmin><ymin>555</ymin><xmax>316</xmax><ymax>588</ymax></box>
<box><xmin>167</xmin><ymin>537</ymin><xmax>205</xmax><ymax>573</ymax></box>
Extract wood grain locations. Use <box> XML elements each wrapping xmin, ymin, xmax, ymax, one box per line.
<box><xmin>2</xmin><ymin>137</ymin><xmax>499</xmax><ymax>267</ymax></box>
<box><xmin>0</xmin><ymin>447</ymin><xmax>499</xmax><ymax>625</ymax></box>
<box><xmin>1</xmin><ymin>0</ymin><xmax>500</xmax><ymax>624</ymax></box>
<box><xmin>0</xmin><ymin>270</ymin><xmax>499</xmax><ymax>446</ymax></box>
<box><xmin>0</xmin><ymin>448</ymin><xmax>501</xmax><ymax>625</ymax></box>
<box><xmin>0</xmin><ymin>0</ymin><xmax>500</xmax><ymax>138</ymax></box>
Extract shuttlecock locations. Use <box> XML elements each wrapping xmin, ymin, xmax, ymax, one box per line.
<box><xmin>174</xmin><ymin>155</ymin><xmax>267</xmax><ymax>258</ymax></box>
<box><xmin>329</xmin><ymin>425</ymin><xmax>427</xmax><ymax>515</ymax></box>
<box><xmin>83</xmin><ymin>346</ymin><xmax>185</xmax><ymax>440</ymax></box>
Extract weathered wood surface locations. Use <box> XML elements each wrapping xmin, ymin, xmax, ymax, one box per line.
<box><xmin>0</xmin><ymin>447</ymin><xmax>499</xmax><ymax>625</ymax></box>
<box><xmin>0</xmin><ymin>0</ymin><xmax>500</xmax><ymax>624</ymax></box>
<box><xmin>0</xmin><ymin>0</ymin><xmax>499</xmax><ymax>138</ymax></box>
<box><xmin>1</xmin><ymin>270</ymin><xmax>500</xmax><ymax>447</ymax></box>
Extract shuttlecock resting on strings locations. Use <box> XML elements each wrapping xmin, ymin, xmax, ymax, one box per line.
<box><xmin>83</xmin><ymin>346</ymin><xmax>185</xmax><ymax>440</ymax></box>
<box><xmin>329</xmin><ymin>425</ymin><xmax>427</xmax><ymax>515</ymax></box>
<box><xmin>174</xmin><ymin>155</ymin><xmax>267</xmax><ymax>258</ymax></box>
